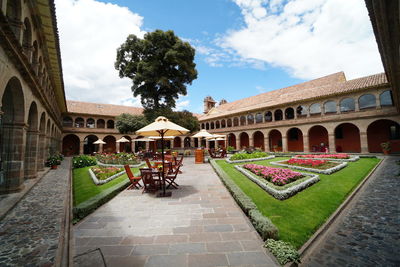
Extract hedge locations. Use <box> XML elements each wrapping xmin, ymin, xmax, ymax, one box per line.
<box><xmin>210</xmin><ymin>159</ymin><xmax>278</xmax><ymax>240</ymax></box>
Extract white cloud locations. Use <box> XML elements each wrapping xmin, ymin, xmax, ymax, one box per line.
<box><xmin>55</xmin><ymin>0</ymin><xmax>146</xmax><ymax>106</ymax></box>
<box><xmin>219</xmin><ymin>0</ymin><xmax>383</xmax><ymax>80</ymax></box>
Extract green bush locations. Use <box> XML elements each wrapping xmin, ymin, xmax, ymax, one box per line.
<box><xmin>249</xmin><ymin>210</ymin><xmax>278</xmax><ymax>240</ymax></box>
<box><xmin>265</xmin><ymin>239</ymin><xmax>300</xmax><ymax>265</ymax></box>
<box><xmin>230</xmin><ymin>151</ymin><xmax>269</xmax><ymax>161</ymax></box>
<box><xmin>227</xmin><ymin>146</ymin><xmax>235</xmax><ymax>152</ymax></box>
<box><xmin>95</xmin><ymin>152</ymin><xmax>139</xmax><ymax>165</ymax></box>
<box><xmin>73</xmin><ymin>155</ymin><xmax>97</xmax><ymax>169</ymax></box>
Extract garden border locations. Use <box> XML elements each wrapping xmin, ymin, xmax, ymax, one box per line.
<box><xmin>235</xmin><ymin>165</ymin><xmax>320</xmax><ymax>200</ymax></box>
<box><xmin>96</xmin><ymin>161</ymin><xmax>144</xmax><ymax>168</ymax></box>
<box><xmin>294</xmin><ymin>156</ymin><xmax>359</xmax><ymax>162</ymax></box>
<box><xmin>226</xmin><ymin>155</ymin><xmax>275</xmax><ymax>164</ymax></box>
<box><xmin>270</xmin><ymin>160</ymin><xmax>347</xmax><ymax>175</ymax></box>
<box><xmin>88</xmin><ymin>168</ymin><xmax>126</xmax><ymax>185</ymax></box>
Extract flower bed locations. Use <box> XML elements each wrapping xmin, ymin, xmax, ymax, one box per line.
<box><xmin>295</xmin><ymin>153</ymin><xmax>359</xmax><ymax>162</ymax></box>
<box><xmin>235</xmin><ymin>164</ymin><xmax>319</xmax><ymax>200</ymax></box>
<box><xmin>95</xmin><ymin>152</ymin><xmax>141</xmax><ymax>167</ymax></box>
<box><xmin>226</xmin><ymin>152</ymin><xmax>275</xmax><ymax>163</ymax></box>
<box><xmin>271</xmin><ymin>158</ymin><xmax>347</xmax><ymax>175</ymax></box>
<box><xmin>88</xmin><ymin>166</ymin><xmax>125</xmax><ymax>185</ymax></box>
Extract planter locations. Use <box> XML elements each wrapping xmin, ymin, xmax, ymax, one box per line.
<box><xmin>383</xmin><ymin>149</ymin><xmax>391</xmax><ymax>155</ymax></box>
<box><xmin>51</xmin><ymin>165</ymin><xmax>58</xmax><ymax>169</ymax></box>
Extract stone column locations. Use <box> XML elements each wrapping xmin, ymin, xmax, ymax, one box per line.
<box><xmin>99</xmin><ymin>143</ymin><xmax>104</xmax><ymax>153</ymax></box>
<box><xmin>206</xmin><ymin>140</ymin><xmax>210</xmax><ymax>149</ymax></box>
<box><xmin>236</xmin><ymin>138</ymin><xmax>240</xmax><ymax>150</ymax></box>
<box><xmin>303</xmin><ymin>135</ymin><xmax>310</xmax><ymax>152</ymax></box>
<box><xmin>355</xmin><ymin>99</ymin><xmax>360</xmax><ymax>111</ymax></box>
<box><xmin>190</xmin><ymin>138</ymin><xmax>194</xmax><ymax>148</ymax></box>
<box><xmin>360</xmin><ymin>132</ymin><xmax>368</xmax><ymax>153</ymax></box>
<box><xmin>145</xmin><ymin>141</ymin><xmax>150</xmax><ymax>151</ymax></box>
<box><xmin>282</xmin><ymin>135</ymin><xmax>288</xmax><ymax>152</ymax></box>
<box><xmin>131</xmin><ymin>141</ymin><xmax>136</xmax><ymax>153</ymax></box>
<box><xmin>24</xmin><ymin>130</ymin><xmax>39</xmax><ymax>179</ymax></box>
<box><xmin>264</xmin><ymin>137</ymin><xmax>270</xmax><ymax>152</ymax></box>
<box><xmin>37</xmin><ymin>133</ymin><xmax>46</xmax><ymax>171</ymax></box>
<box><xmin>328</xmin><ymin>133</ymin><xmax>335</xmax><ymax>153</ymax></box>
<box><xmin>249</xmin><ymin>137</ymin><xmax>254</xmax><ymax>148</ymax></box>
<box><xmin>45</xmin><ymin>135</ymin><xmax>51</xmax><ymax>158</ymax></box>
<box><xmin>80</xmin><ymin>141</ymin><xmax>85</xmax><ymax>155</ymax></box>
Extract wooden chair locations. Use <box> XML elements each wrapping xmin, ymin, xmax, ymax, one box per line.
<box><xmin>140</xmin><ymin>168</ymin><xmax>160</xmax><ymax>193</ymax></box>
<box><xmin>165</xmin><ymin>164</ymin><xmax>182</xmax><ymax>189</ymax></box>
<box><xmin>124</xmin><ymin>165</ymin><xmax>142</xmax><ymax>190</ymax></box>
<box><xmin>172</xmin><ymin>155</ymin><xmax>184</xmax><ymax>173</ymax></box>
<box><xmin>145</xmin><ymin>158</ymin><xmax>156</xmax><ymax>169</ymax></box>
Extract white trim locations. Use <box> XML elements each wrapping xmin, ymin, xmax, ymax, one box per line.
<box><xmin>226</xmin><ymin>155</ymin><xmax>275</xmax><ymax>164</ymax></box>
<box><xmin>294</xmin><ymin>156</ymin><xmax>359</xmax><ymax>162</ymax></box>
<box><xmin>88</xmin><ymin>168</ymin><xmax>126</xmax><ymax>185</ymax></box>
<box><xmin>270</xmin><ymin>160</ymin><xmax>347</xmax><ymax>175</ymax></box>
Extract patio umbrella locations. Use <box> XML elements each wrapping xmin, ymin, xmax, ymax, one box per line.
<box><xmin>148</xmin><ymin>136</ymin><xmax>176</xmax><ymax>140</ymax></box>
<box><xmin>116</xmin><ymin>137</ymin><xmax>130</xmax><ymax>143</ymax></box>
<box><xmin>134</xmin><ymin>137</ymin><xmax>154</xmax><ymax>142</ymax></box>
<box><xmin>136</xmin><ymin>116</ymin><xmax>189</xmax><ymax>197</ymax></box>
<box><xmin>192</xmin><ymin>129</ymin><xmax>214</xmax><ymax>148</ymax></box>
<box><xmin>93</xmin><ymin>139</ymin><xmax>106</xmax><ymax>144</ymax></box>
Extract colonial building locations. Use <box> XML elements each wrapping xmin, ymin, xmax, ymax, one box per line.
<box><xmin>198</xmin><ymin>72</ymin><xmax>400</xmax><ymax>154</ymax></box>
<box><xmin>0</xmin><ymin>0</ymin><xmax>66</xmax><ymax>193</ymax></box>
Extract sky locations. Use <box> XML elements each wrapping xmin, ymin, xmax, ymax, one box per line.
<box><xmin>55</xmin><ymin>0</ymin><xmax>384</xmax><ymax>114</ymax></box>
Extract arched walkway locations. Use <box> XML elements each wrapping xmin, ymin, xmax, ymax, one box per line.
<box><xmin>84</xmin><ymin>135</ymin><xmax>98</xmax><ymax>155</ymax></box>
<box><xmin>24</xmin><ymin>102</ymin><xmax>39</xmax><ymax>179</ymax></box>
<box><xmin>253</xmin><ymin>131</ymin><xmax>264</xmax><ymax>150</ymax></box>
<box><xmin>135</xmin><ymin>136</ymin><xmax>146</xmax><ymax>152</ymax></box>
<box><xmin>240</xmin><ymin>132</ymin><xmax>249</xmax><ymax>149</ymax></box>
<box><xmin>120</xmin><ymin>136</ymin><xmax>132</xmax><ymax>152</ymax></box>
<box><xmin>62</xmin><ymin>134</ymin><xmax>80</xmax><ymax>156</ymax></box>
<box><xmin>367</xmin><ymin>119</ymin><xmax>400</xmax><ymax>153</ymax></box>
<box><xmin>309</xmin><ymin>125</ymin><xmax>329</xmax><ymax>152</ymax></box>
<box><xmin>269</xmin><ymin>130</ymin><xmax>282</xmax><ymax>151</ymax></box>
<box><xmin>287</xmin><ymin>128</ymin><xmax>303</xmax><ymax>152</ymax></box>
<box><xmin>228</xmin><ymin>133</ymin><xmax>236</xmax><ymax>149</ymax></box>
<box><xmin>174</xmin><ymin>137</ymin><xmax>182</xmax><ymax>148</ymax></box>
<box><xmin>103</xmin><ymin>135</ymin><xmax>116</xmax><ymax>153</ymax></box>
<box><xmin>184</xmin><ymin>137</ymin><xmax>191</xmax><ymax>148</ymax></box>
<box><xmin>335</xmin><ymin>123</ymin><xmax>361</xmax><ymax>153</ymax></box>
<box><xmin>1</xmin><ymin>77</ymin><xmax>25</xmax><ymax>192</ymax></box>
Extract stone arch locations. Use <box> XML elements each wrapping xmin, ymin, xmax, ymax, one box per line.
<box><xmin>269</xmin><ymin>129</ymin><xmax>282</xmax><ymax>151</ymax></box>
<box><xmin>184</xmin><ymin>137</ymin><xmax>191</xmax><ymax>148</ymax></box>
<box><xmin>296</xmin><ymin>105</ymin><xmax>307</xmax><ymax>117</ymax></box>
<box><xmin>308</xmin><ymin>125</ymin><xmax>329</xmax><ymax>152</ymax></box>
<box><xmin>86</xmin><ymin>118</ymin><xmax>95</xmax><ymax>128</ymax></box>
<box><xmin>265</xmin><ymin>111</ymin><xmax>272</xmax><ymax>122</ymax></box>
<box><xmin>24</xmin><ymin>101</ymin><xmax>39</xmax><ymax>179</ymax></box>
<box><xmin>253</xmin><ymin>131</ymin><xmax>264</xmax><ymax>150</ymax></box>
<box><xmin>120</xmin><ymin>136</ymin><xmax>132</xmax><ymax>152</ymax></box>
<box><xmin>239</xmin><ymin>132</ymin><xmax>249</xmax><ymax>149</ymax></box>
<box><xmin>228</xmin><ymin>133</ymin><xmax>236</xmax><ymax>149</ymax></box>
<box><xmin>206</xmin><ymin>122</ymin><xmax>209</xmax><ymax>130</ymax></box>
<box><xmin>173</xmin><ymin>136</ymin><xmax>182</xmax><ymax>148</ymax></box>
<box><xmin>359</xmin><ymin>94</ymin><xmax>376</xmax><ymax>109</ymax></box>
<box><xmin>135</xmin><ymin>136</ymin><xmax>146</xmax><ymax>152</ymax></box>
<box><xmin>367</xmin><ymin>119</ymin><xmax>400</xmax><ymax>152</ymax></box>
<box><xmin>37</xmin><ymin>112</ymin><xmax>46</xmax><ymax>170</ymax></box>
<box><xmin>75</xmin><ymin>117</ymin><xmax>84</xmax><ymax>128</ymax></box>
<box><xmin>62</xmin><ymin>134</ymin><xmax>80</xmax><ymax>156</ymax></box>
<box><xmin>247</xmin><ymin>114</ymin><xmax>254</xmax><ymax>125</ymax></box>
<box><xmin>32</xmin><ymin>40</ymin><xmax>39</xmax><ymax>70</ymax></box>
<box><xmin>97</xmin><ymin>119</ymin><xmax>105</xmax><ymax>128</ymax></box>
<box><xmin>1</xmin><ymin>77</ymin><xmax>25</xmax><ymax>192</ymax></box>
<box><xmin>201</xmin><ymin>123</ymin><xmax>205</xmax><ymax>129</ymax></box>
<box><xmin>285</xmin><ymin>108</ymin><xmax>294</xmax><ymax>120</ymax></box>
<box><xmin>255</xmin><ymin>113</ymin><xmax>263</xmax><ymax>123</ymax></box>
<box><xmin>274</xmin><ymin>110</ymin><xmax>283</xmax><ymax>121</ymax></box>
<box><xmin>309</xmin><ymin>103</ymin><xmax>321</xmax><ymax>115</ymax></box>
<box><xmin>62</xmin><ymin>116</ymin><xmax>73</xmax><ymax>127</ymax></box>
<box><xmin>83</xmin><ymin>135</ymin><xmax>98</xmax><ymax>155</ymax></box>
<box><xmin>107</xmin><ymin>119</ymin><xmax>114</xmax><ymax>129</ymax></box>
<box><xmin>103</xmin><ymin>135</ymin><xmax>116</xmax><ymax>153</ymax></box>
<box><xmin>334</xmin><ymin>123</ymin><xmax>361</xmax><ymax>153</ymax></box>
<box><xmin>221</xmin><ymin>119</ymin><xmax>226</xmax><ymax>128</ymax></box>
<box><xmin>211</xmin><ymin>122</ymin><xmax>215</xmax><ymax>129</ymax></box>
<box><xmin>22</xmin><ymin>17</ymin><xmax>32</xmax><ymax>61</ymax></box>
<box><xmin>340</xmin><ymin>97</ymin><xmax>355</xmax><ymax>112</ymax></box>
<box><xmin>287</xmin><ymin>128</ymin><xmax>303</xmax><ymax>152</ymax></box>
<box><xmin>380</xmin><ymin>90</ymin><xmax>393</xmax><ymax>106</ymax></box>
<box><xmin>233</xmin><ymin>117</ymin><xmax>239</xmax><ymax>127</ymax></box>
<box><xmin>324</xmin><ymin>100</ymin><xmax>337</xmax><ymax>114</ymax></box>
<box><xmin>227</xmin><ymin>118</ymin><xmax>232</xmax><ymax>127</ymax></box>
<box><xmin>215</xmin><ymin>121</ymin><xmax>220</xmax><ymax>129</ymax></box>
<box><xmin>240</xmin><ymin>116</ymin><xmax>246</xmax><ymax>126</ymax></box>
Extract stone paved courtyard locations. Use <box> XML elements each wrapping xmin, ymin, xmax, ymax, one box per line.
<box><xmin>73</xmin><ymin>159</ymin><xmax>278</xmax><ymax>267</ymax></box>
<box><xmin>303</xmin><ymin>156</ymin><xmax>400</xmax><ymax>266</ymax></box>
<box><xmin>0</xmin><ymin>158</ymin><xmax>71</xmax><ymax>266</ymax></box>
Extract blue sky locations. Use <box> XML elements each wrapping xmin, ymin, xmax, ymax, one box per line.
<box><xmin>56</xmin><ymin>0</ymin><xmax>383</xmax><ymax>114</ymax></box>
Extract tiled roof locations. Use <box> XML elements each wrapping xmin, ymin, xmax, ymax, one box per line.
<box><xmin>66</xmin><ymin>100</ymin><xmax>143</xmax><ymax>117</ymax></box>
<box><xmin>199</xmin><ymin>72</ymin><xmax>388</xmax><ymax>120</ymax></box>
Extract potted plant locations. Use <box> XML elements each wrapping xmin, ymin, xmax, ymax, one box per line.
<box><xmin>47</xmin><ymin>155</ymin><xmax>59</xmax><ymax>169</ymax></box>
<box><xmin>380</xmin><ymin>142</ymin><xmax>391</xmax><ymax>155</ymax></box>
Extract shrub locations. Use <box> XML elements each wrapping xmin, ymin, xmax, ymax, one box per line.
<box><xmin>46</xmin><ymin>155</ymin><xmax>60</xmax><ymax>167</ymax></box>
<box><xmin>381</xmin><ymin>141</ymin><xmax>391</xmax><ymax>150</ymax></box>
<box><xmin>230</xmin><ymin>151</ymin><xmax>269</xmax><ymax>161</ymax></box>
<box><xmin>227</xmin><ymin>146</ymin><xmax>235</xmax><ymax>152</ymax></box>
<box><xmin>184</xmin><ymin>150</ymin><xmax>192</xmax><ymax>156</ymax></box>
<box><xmin>249</xmin><ymin>210</ymin><xmax>278</xmax><ymax>240</ymax></box>
<box><xmin>73</xmin><ymin>155</ymin><xmax>97</xmax><ymax>169</ymax></box>
<box><xmin>95</xmin><ymin>152</ymin><xmax>139</xmax><ymax>165</ymax></box>
<box><xmin>265</xmin><ymin>239</ymin><xmax>300</xmax><ymax>265</ymax></box>
<box><xmin>90</xmin><ymin>166</ymin><xmax>124</xmax><ymax>180</ymax></box>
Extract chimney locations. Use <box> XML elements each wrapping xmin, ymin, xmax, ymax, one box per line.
<box><xmin>219</xmin><ymin>99</ymin><xmax>227</xmax><ymax>105</ymax></box>
<box><xmin>204</xmin><ymin>96</ymin><xmax>216</xmax><ymax>114</ymax></box>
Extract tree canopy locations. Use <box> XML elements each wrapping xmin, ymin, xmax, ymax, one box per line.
<box><xmin>143</xmin><ymin>108</ymin><xmax>199</xmax><ymax>133</ymax></box>
<box><xmin>115</xmin><ymin>30</ymin><xmax>198</xmax><ymax>110</ymax></box>
<box><xmin>115</xmin><ymin>113</ymin><xmax>148</xmax><ymax>134</ymax></box>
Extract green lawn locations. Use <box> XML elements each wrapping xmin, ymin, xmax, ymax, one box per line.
<box><xmin>216</xmin><ymin>157</ymin><xmax>380</xmax><ymax>248</ymax></box>
<box><xmin>73</xmin><ymin>166</ymin><xmax>140</xmax><ymax>206</ymax></box>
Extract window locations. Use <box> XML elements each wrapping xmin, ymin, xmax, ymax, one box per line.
<box><xmin>75</xmin><ymin>117</ymin><xmax>84</xmax><ymax>128</ymax></box>
<box><xmin>296</xmin><ymin>105</ymin><xmax>307</xmax><ymax>117</ymax></box>
<box><xmin>380</xmin><ymin>90</ymin><xmax>393</xmax><ymax>106</ymax></box>
<box><xmin>274</xmin><ymin>110</ymin><xmax>283</xmax><ymax>121</ymax></box>
<box><xmin>201</xmin><ymin>123</ymin><xmax>205</xmax><ymax>129</ymax></box>
<box><xmin>340</xmin><ymin>98</ymin><xmax>355</xmax><ymax>112</ymax></box>
<box><xmin>265</xmin><ymin>111</ymin><xmax>272</xmax><ymax>122</ymax></box>
<box><xmin>227</xmin><ymin>119</ymin><xmax>232</xmax><ymax>127</ymax></box>
<box><xmin>215</xmin><ymin>121</ymin><xmax>220</xmax><ymax>129</ymax></box>
<box><xmin>210</xmin><ymin>122</ymin><xmax>215</xmax><ymax>129</ymax></box>
<box><xmin>324</xmin><ymin>101</ymin><xmax>336</xmax><ymax>113</ymax></box>
<box><xmin>255</xmin><ymin>113</ymin><xmax>263</xmax><ymax>123</ymax></box>
<box><xmin>221</xmin><ymin>120</ymin><xmax>226</xmax><ymax>128</ymax></box>
<box><xmin>206</xmin><ymin>123</ymin><xmax>209</xmax><ymax>130</ymax></box>
<box><xmin>62</xmin><ymin>117</ymin><xmax>73</xmax><ymax>127</ymax></box>
<box><xmin>389</xmin><ymin>125</ymin><xmax>400</xmax><ymax>140</ymax></box>
<box><xmin>359</xmin><ymin>94</ymin><xmax>376</xmax><ymax>109</ymax></box>
<box><xmin>233</xmin><ymin>117</ymin><xmax>239</xmax><ymax>126</ymax></box>
<box><xmin>247</xmin><ymin>114</ymin><xmax>254</xmax><ymax>124</ymax></box>
<box><xmin>285</xmin><ymin>108</ymin><xmax>294</xmax><ymax>119</ymax></box>
<box><xmin>86</xmin><ymin>118</ymin><xmax>95</xmax><ymax>128</ymax></box>
<box><xmin>97</xmin><ymin>119</ymin><xmax>105</xmax><ymax>128</ymax></box>
<box><xmin>240</xmin><ymin>116</ymin><xmax>246</xmax><ymax>126</ymax></box>
<box><xmin>309</xmin><ymin>103</ymin><xmax>321</xmax><ymax>115</ymax></box>
<box><xmin>107</xmin><ymin>120</ymin><xmax>114</xmax><ymax>129</ymax></box>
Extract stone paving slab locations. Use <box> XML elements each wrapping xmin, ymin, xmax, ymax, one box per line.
<box><xmin>303</xmin><ymin>156</ymin><xmax>400</xmax><ymax>266</ymax></box>
<box><xmin>0</xmin><ymin>158</ymin><xmax>71</xmax><ymax>266</ymax></box>
<box><xmin>73</xmin><ymin>159</ymin><xmax>278</xmax><ymax>266</ymax></box>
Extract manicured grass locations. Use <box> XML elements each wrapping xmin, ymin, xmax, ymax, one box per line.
<box><xmin>216</xmin><ymin>157</ymin><xmax>380</xmax><ymax>249</ymax></box>
<box><xmin>73</xmin><ymin>166</ymin><xmax>139</xmax><ymax>206</ymax></box>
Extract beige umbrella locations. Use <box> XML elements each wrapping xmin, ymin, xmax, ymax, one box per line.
<box><xmin>136</xmin><ymin>116</ymin><xmax>189</xmax><ymax>197</ymax></box>
<box><xmin>193</xmin><ymin>129</ymin><xmax>214</xmax><ymax>148</ymax></box>
<box><xmin>206</xmin><ymin>134</ymin><xmax>226</xmax><ymax>140</ymax></box>
<box><xmin>134</xmin><ymin>137</ymin><xmax>154</xmax><ymax>142</ymax></box>
<box><xmin>93</xmin><ymin>139</ymin><xmax>106</xmax><ymax>144</ymax></box>
<box><xmin>149</xmin><ymin>136</ymin><xmax>176</xmax><ymax>140</ymax></box>
<box><xmin>116</xmin><ymin>137</ymin><xmax>130</xmax><ymax>143</ymax></box>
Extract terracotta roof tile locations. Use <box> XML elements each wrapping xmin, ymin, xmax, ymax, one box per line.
<box><xmin>66</xmin><ymin>100</ymin><xmax>143</xmax><ymax>117</ymax></box>
<box><xmin>199</xmin><ymin>72</ymin><xmax>388</xmax><ymax>120</ymax></box>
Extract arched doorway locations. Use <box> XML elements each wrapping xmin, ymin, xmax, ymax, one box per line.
<box><xmin>135</xmin><ymin>136</ymin><xmax>146</xmax><ymax>152</ymax></box>
<box><xmin>120</xmin><ymin>136</ymin><xmax>132</xmax><ymax>152</ymax></box>
<box><xmin>84</xmin><ymin>135</ymin><xmax>98</xmax><ymax>154</ymax></box>
<box><xmin>287</xmin><ymin>128</ymin><xmax>303</xmax><ymax>152</ymax></box>
<box><xmin>103</xmin><ymin>135</ymin><xmax>116</xmax><ymax>153</ymax></box>
<box><xmin>334</xmin><ymin>123</ymin><xmax>361</xmax><ymax>152</ymax></box>
<box><xmin>253</xmin><ymin>131</ymin><xmax>265</xmax><ymax>150</ymax></box>
<box><xmin>309</xmin><ymin>125</ymin><xmax>329</xmax><ymax>152</ymax></box>
<box><xmin>25</xmin><ymin>102</ymin><xmax>39</xmax><ymax>179</ymax></box>
<box><xmin>62</xmin><ymin>134</ymin><xmax>80</xmax><ymax>156</ymax></box>
<box><xmin>184</xmin><ymin>137</ymin><xmax>191</xmax><ymax>148</ymax></box>
<box><xmin>1</xmin><ymin>77</ymin><xmax>25</xmax><ymax>192</ymax></box>
<box><xmin>173</xmin><ymin>137</ymin><xmax>182</xmax><ymax>148</ymax></box>
<box><xmin>239</xmin><ymin>132</ymin><xmax>249</xmax><ymax>149</ymax></box>
<box><xmin>367</xmin><ymin>119</ymin><xmax>400</xmax><ymax>153</ymax></box>
<box><xmin>269</xmin><ymin>130</ymin><xmax>282</xmax><ymax>151</ymax></box>
<box><xmin>228</xmin><ymin>133</ymin><xmax>236</xmax><ymax>149</ymax></box>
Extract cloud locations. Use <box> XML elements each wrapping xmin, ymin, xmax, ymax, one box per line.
<box><xmin>174</xmin><ymin>95</ymin><xmax>190</xmax><ymax>111</ymax></box>
<box><xmin>55</xmin><ymin>0</ymin><xmax>146</xmax><ymax>106</ymax></box>
<box><xmin>218</xmin><ymin>0</ymin><xmax>383</xmax><ymax>80</ymax></box>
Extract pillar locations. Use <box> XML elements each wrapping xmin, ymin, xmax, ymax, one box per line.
<box><xmin>360</xmin><ymin>132</ymin><xmax>368</xmax><ymax>153</ymax></box>
<box><xmin>145</xmin><ymin>141</ymin><xmax>150</xmax><ymax>151</ymax></box>
<box><xmin>264</xmin><ymin>137</ymin><xmax>270</xmax><ymax>152</ymax></box>
<box><xmin>328</xmin><ymin>133</ymin><xmax>335</xmax><ymax>153</ymax></box>
<box><xmin>236</xmin><ymin>138</ymin><xmax>240</xmax><ymax>150</ymax></box>
<box><xmin>25</xmin><ymin>130</ymin><xmax>39</xmax><ymax>179</ymax></box>
<box><xmin>80</xmin><ymin>141</ymin><xmax>84</xmax><ymax>155</ymax></box>
<box><xmin>37</xmin><ymin>133</ymin><xmax>46</xmax><ymax>171</ymax></box>
<box><xmin>190</xmin><ymin>138</ymin><xmax>194</xmax><ymax>148</ymax></box>
<box><xmin>249</xmin><ymin>137</ymin><xmax>254</xmax><ymax>148</ymax></box>
<box><xmin>303</xmin><ymin>134</ymin><xmax>309</xmax><ymax>153</ymax></box>
<box><xmin>131</xmin><ymin>141</ymin><xmax>136</xmax><ymax>153</ymax></box>
<box><xmin>99</xmin><ymin>143</ymin><xmax>104</xmax><ymax>153</ymax></box>
<box><xmin>282</xmin><ymin>135</ymin><xmax>288</xmax><ymax>152</ymax></box>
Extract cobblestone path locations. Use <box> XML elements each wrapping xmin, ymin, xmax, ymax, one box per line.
<box><xmin>304</xmin><ymin>156</ymin><xmax>400</xmax><ymax>266</ymax></box>
<box><xmin>74</xmin><ymin>159</ymin><xmax>278</xmax><ymax>267</ymax></box>
<box><xmin>0</xmin><ymin>158</ymin><xmax>71</xmax><ymax>266</ymax></box>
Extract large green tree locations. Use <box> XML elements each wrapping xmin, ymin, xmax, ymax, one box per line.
<box><xmin>143</xmin><ymin>108</ymin><xmax>199</xmax><ymax>133</ymax></box>
<box><xmin>115</xmin><ymin>30</ymin><xmax>198</xmax><ymax>110</ymax></box>
<box><xmin>115</xmin><ymin>113</ymin><xmax>148</xmax><ymax>134</ymax></box>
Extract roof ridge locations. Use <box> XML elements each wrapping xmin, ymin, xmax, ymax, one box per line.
<box><xmin>66</xmin><ymin>100</ymin><xmax>143</xmax><ymax>109</ymax></box>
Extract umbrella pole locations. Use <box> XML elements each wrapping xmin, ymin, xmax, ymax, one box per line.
<box><xmin>157</xmin><ymin>130</ymin><xmax>171</xmax><ymax>197</ymax></box>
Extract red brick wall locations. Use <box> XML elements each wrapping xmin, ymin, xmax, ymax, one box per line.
<box><xmin>335</xmin><ymin>123</ymin><xmax>361</xmax><ymax>152</ymax></box>
<box><xmin>287</xmin><ymin>128</ymin><xmax>304</xmax><ymax>152</ymax></box>
<box><xmin>309</xmin><ymin>126</ymin><xmax>328</xmax><ymax>151</ymax></box>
